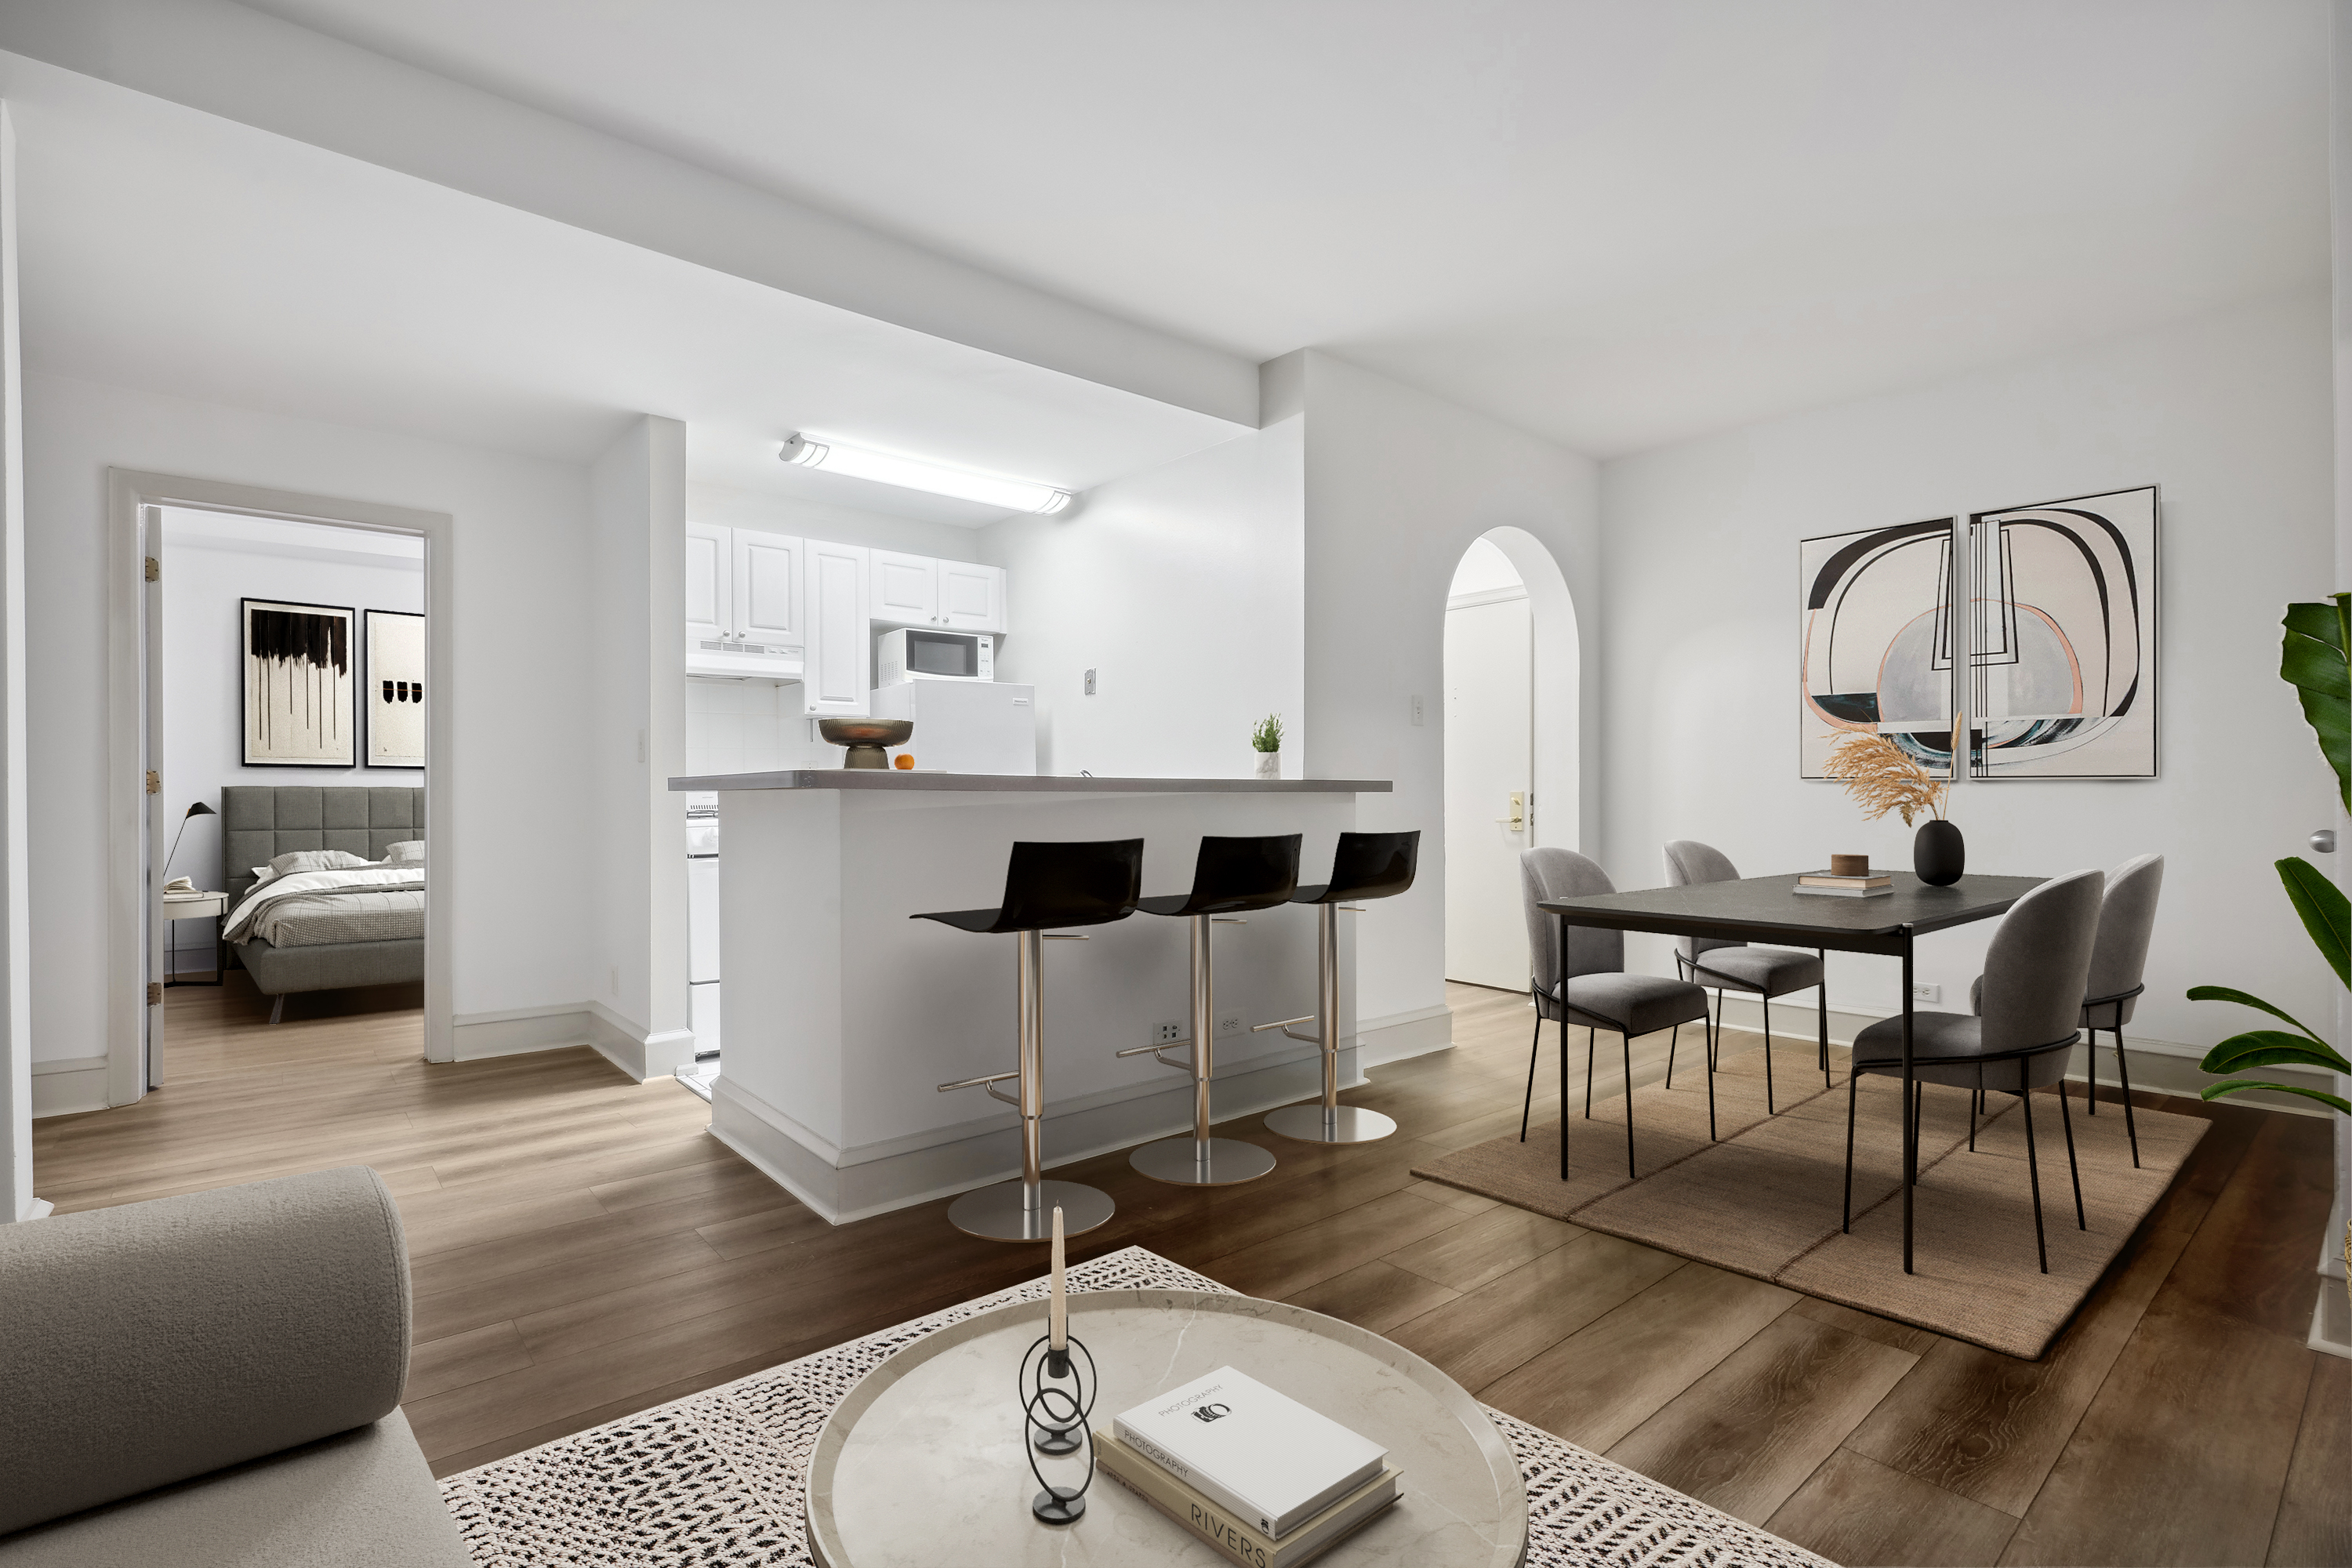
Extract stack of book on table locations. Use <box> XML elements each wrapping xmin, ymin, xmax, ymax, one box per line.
<box><xmin>1794</xmin><ymin>868</ymin><xmax>1893</xmax><ymax>898</ymax></box>
<box><xmin>1096</xmin><ymin>1366</ymin><xmax>1400</xmax><ymax>1567</ymax></box>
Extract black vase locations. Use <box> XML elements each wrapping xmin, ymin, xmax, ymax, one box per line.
<box><xmin>1913</xmin><ymin>819</ymin><xmax>1965</xmax><ymax>886</ymax></box>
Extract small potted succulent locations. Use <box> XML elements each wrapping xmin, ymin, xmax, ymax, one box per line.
<box><xmin>1250</xmin><ymin>713</ymin><xmax>1284</xmax><ymax>779</ymax></box>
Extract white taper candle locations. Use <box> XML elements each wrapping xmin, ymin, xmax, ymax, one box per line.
<box><xmin>1048</xmin><ymin>1205</ymin><xmax>1067</xmax><ymax>1352</ymax></box>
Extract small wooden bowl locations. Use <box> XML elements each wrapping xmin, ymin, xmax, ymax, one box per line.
<box><xmin>1829</xmin><ymin>854</ymin><xmax>1871</xmax><ymax>877</ymax></box>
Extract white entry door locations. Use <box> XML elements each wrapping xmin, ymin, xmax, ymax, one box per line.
<box><xmin>1443</xmin><ymin>594</ymin><xmax>1532</xmax><ymax>989</ymax></box>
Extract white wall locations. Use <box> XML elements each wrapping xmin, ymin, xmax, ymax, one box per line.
<box><xmin>158</xmin><ymin>510</ymin><xmax>422</xmax><ymax>918</ymax></box>
<box><xmin>984</xmin><ymin>421</ymin><xmax>1305</xmax><ymax>779</ymax></box>
<box><xmin>1599</xmin><ymin>289</ymin><xmax>2338</xmax><ymax>1054</ymax></box>
<box><xmin>1297</xmin><ymin>350</ymin><xmax>1602</xmax><ymax>1042</ymax></box>
<box><xmin>24</xmin><ymin>370</ymin><xmax>599</xmax><ymax>1062</ymax></box>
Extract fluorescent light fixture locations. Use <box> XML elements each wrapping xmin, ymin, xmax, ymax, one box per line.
<box><xmin>781</xmin><ymin>434</ymin><xmax>1073</xmax><ymax>514</ymax></box>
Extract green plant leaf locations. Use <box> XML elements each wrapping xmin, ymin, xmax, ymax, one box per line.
<box><xmin>2199</xmin><ymin>1078</ymin><xmax>2352</xmax><ymax>1115</ymax></box>
<box><xmin>2281</xmin><ymin>594</ymin><xmax>2350</xmax><ymax>814</ymax></box>
<box><xmin>2276</xmin><ymin>856</ymin><xmax>2350</xmax><ymax>989</ymax></box>
<box><xmin>2183</xmin><ymin>984</ymin><xmax>2328</xmax><ymax>1043</ymax></box>
<box><xmin>2199</xmin><ymin>1029</ymin><xmax>2352</xmax><ymax>1075</ymax></box>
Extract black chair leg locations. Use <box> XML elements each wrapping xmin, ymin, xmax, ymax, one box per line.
<box><xmin>1762</xmin><ymin>993</ymin><xmax>1775</xmax><ymax>1114</ymax></box>
<box><xmin>1520</xmin><ymin>1007</ymin><xmax>1541</xmax><ymax>1142</ymax></box>
<box><xmin>1842</xmin><ymin>1065</ymin><xmax>1857</xmax><ymax>1232</ymax></box>
<box><xmin>2084</xmin><ymin>1025</ymin><xmax>2097</xmax><ymax>1115</ymax></box>
<box><xmin>1666</xmin><ymin>1022</ymin><xmax>1679</xmax><ymax>1091</ymax></box>
<box><xmin>1817</xmin><ymin>954</ymin><xmax>1831</xmax><ymax>1088</ymax></box>
<box><xmin>2022</xmin><ymin>1088</ymin><xmax>2048</xmax><ymax>1274</ymax></box>
<box><xmin>1704</xmin><ymin>1008</ymin><xmax>1718</xmax><ymax>1142</ymax></box>
<box><xmin>1584</xmin><ymin>1027</ymin><xmax>1595</xmax><ymax>1119</ymax></box>
<box><xmin>2058</xmin><ymin>1080</ymin><xmax>2085</xmax><ymax>1230</ymax></box>
<box><xmin>1621</xmin><ymin>1031</ymin><xmax>1637</xmax><ymax>1180</ymax></box>
<box><xmin>1968</xmin><ymin>1067</ymin><xmax>1979</xmax><ymax>1152</ymax></box>
<box><xmin>1557</xmin><ymin>1013</ymin><xmax>1570</xmax><ymax>1180</ymax></box>
<box><xmin>2111</xmin><ymin>1027</ymin><xmax>2141</xmax><ymax>1168</ymax></box>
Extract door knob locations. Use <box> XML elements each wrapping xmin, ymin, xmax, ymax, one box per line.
<box><xmin>1494</xmin><ymin>790</ymin><xmax>1526</xmax><ymax>832</ymax></box>
<box><xmin>2313</xmin><ymin>829</ymin><xmax>2337</xmax><ymax>854</ymax></box>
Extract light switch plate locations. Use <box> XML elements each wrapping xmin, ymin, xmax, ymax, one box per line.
<box><xmin>1084</xmin><ymin>668</ymin><xmax>1098</xmax><ymax>696</ymax></box>
<box><xmin>1410</xmin><ymin>694</ymin><xmax>1425</xmax><ymax>727</ymax></box>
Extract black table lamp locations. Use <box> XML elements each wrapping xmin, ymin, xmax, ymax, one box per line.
<box><xmin>164</xmin><ymin>800</ymin><xmax>215</xmax><ymax>884</ymax></box>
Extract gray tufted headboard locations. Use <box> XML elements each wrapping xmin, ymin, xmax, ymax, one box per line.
<box><xmin>222</xmin><ymin>786</ymin><xmax>424</xmax><ymax>905</ymax></box>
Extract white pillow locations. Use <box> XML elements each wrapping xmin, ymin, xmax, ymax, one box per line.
<box><xmin>267</xmin><ymin>849</ymin><xmax>375</xmax><ymax>877</ymax></box>
<box><xmin>379</xmin><ymin>840</ymin><xmax>425</xmax><ymax>867</ymax></box>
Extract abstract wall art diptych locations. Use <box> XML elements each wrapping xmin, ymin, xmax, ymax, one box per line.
<box><xmin>1798</xmin><ymin>520</ymin><xmax>1958</xmax><ymax>779</ymax></box>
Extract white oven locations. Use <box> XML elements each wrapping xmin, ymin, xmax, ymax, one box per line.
<box><xmin>876</xmin><ymin>626</ymin><xmax>994</xmax><ymax>686</ymax></box>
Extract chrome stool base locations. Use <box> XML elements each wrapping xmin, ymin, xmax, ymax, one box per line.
<box><xmin>1129</xmin><ymin>1135</ymin><xmax>1276</xmax><ymax>1185</ymax></box>
<box><xmin>1264</xmin><ymin>1102</ymin><xmax>1397</xmax><ymax>1144</ymax></box>
<box><xmin>947</xmin><ymin>1178</ymin><xmax>1115</xmax><ymax>1243</ymax></box>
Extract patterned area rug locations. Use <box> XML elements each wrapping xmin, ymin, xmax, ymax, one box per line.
<box><xmin>441</xmin><ymin>1246</ymin><xmax>1831</xmax><ymax>1566</ymax></box>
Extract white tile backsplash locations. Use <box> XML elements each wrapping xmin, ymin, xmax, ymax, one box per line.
<box><xmin>685</xmin><ymin>677</ymin><xmax>797</xmax><ymax>774</ymax></box>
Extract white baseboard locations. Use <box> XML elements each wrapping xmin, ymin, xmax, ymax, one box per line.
<box><xmin>448</xmin><ymin>1001</ymin><xmax>695</xmax><ymax>1084</ymax></box>
<box><xmin>31</xmin><ymin>1056</ymin><xmax>110</xmax><ymax>1119</ymax></box>
<box><xmin>10</xmin><ymin>1197</ymin><xmax>54</xmax><ymax>1221</ymax></box>
<box><xmin>710</xmin><ymin>1034</ymin><xmax>1376</xmax><ymax>1226</ymax></box>
<box><xmin>1357</xmin><ymin>1004</ymin><xmax>1454</xmax><ymax>1066</ymax></box>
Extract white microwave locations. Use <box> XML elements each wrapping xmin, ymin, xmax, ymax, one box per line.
<box><xmin>877</xmin><ymin>627</ymin><xmax>994</xmax><ymax>686</ymax></box>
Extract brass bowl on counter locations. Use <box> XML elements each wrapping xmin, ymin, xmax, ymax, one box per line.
<box><xmin>817</xmin><ymin>717</ymin><xmax>913</xmax><ymax>770</ymax></box>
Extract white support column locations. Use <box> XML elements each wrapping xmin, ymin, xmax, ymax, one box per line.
<box><xmin>0</xmin><ymin>103</ymin><xmax>42</xmax><ymax>1221</ymax></box>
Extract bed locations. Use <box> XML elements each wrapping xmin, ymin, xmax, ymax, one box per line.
<box><xmin>222</xmin><ymin>786</ymin><xmax>424</xmax><ymax>1022</ymax></box>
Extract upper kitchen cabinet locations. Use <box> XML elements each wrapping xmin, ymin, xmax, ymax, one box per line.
<box><xmin>684</xmin><ymin>524</ymin><xmax>806</xmax><ymax>677</ymax></box>
<box><xmin>869</xmin><ymin>550</ymin><xmax>937</xmax><ymax>624</ymax></box>
<box><xmin>733</xmin><ymin>528</ymin><xmax>803</xmax><ymax>644</ymax></box>
<box><xmin>868</xmin><ymin>550</ymin><xmax>1006</xmax><ymax>633</ymax></box>
<box><xmin>938</xmin><ymin>560</ymin><xmax>1007</xmax><ymax>632</ymax></box>
<box><xmin>801</xmin><ymin>539</ymin><xmax>872</xmax><ymax>715</ymax></box>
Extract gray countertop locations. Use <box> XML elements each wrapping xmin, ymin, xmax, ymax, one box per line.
<box><xmin>666</xmin><ymin>770</ymin><xmax>1390</xmax><ymax>793</ymax></box>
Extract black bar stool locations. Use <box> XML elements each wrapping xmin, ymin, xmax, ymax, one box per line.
<box><xmin>917</xmin><ymin>838</ymin><xmax>1142</xmax><ymax>1242</ymax></box>
<box><xmin>1116</xmin><ymin>834</ymin><xmax>1300</xmax><ymax>1186</ymax></box>
<box><xmin>1258</xmin><ymin>829</ymin><xmax>1420</xmax><ymax>1145</ymax></box>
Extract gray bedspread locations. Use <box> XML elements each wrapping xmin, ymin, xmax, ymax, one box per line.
<box><xmin>251</xmin><ymin>891</ymin><xmax>426</xmax><ymax>948</ymax></box>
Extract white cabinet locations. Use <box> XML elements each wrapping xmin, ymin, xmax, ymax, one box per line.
<box><xmin>801</xmin><ymin>539</ymin><xmax>871</xmax><ymax>714</ymax></box>
<box><xmin>938</xmin><ymin>561</ymin><xmax>1006</xmax><ymax>632</ymax></box>
<box><xmin>684</xmin><ymin>524</ymin><xmax>728</xmax><ymax>644</ymax></box>
<box><xmin>869</xmin><ymin>550</ymin><xmax>938</xmax><ymax>624</ymax></box>
<box><xmin>733</xmin><ymin>528</ymin><xmax>803</xmax><ymax>644</ymax></box>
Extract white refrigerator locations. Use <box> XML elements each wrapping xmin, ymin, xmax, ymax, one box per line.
<box><xmin>869</xmin><ymin>681</ymin><xmax>1037</xmax><ymax>775</ymax></box>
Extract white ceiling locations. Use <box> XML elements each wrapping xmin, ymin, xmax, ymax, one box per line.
<box><xmin>2</xmin><ymin>56</ymin><xmax>1243</xmax><ymax>524</ymax></box>
<box><xmin>235</xmin><ymin>0</ymin><xmax>2330</xmax><ymax>457</ymax></box>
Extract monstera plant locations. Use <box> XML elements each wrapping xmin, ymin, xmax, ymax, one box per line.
<box><xmin>2190</xmin><ymin>593</ymin><xmax>2349</xmax><ymax>1115</ymax></box>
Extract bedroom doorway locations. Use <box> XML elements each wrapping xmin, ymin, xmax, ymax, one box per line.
<box><xmin>110</xmin><ymin>472</ymin><xmax>454</xmax><ymax>1109</ymax></box>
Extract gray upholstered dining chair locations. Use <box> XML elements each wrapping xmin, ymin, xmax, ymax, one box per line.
<box><xmin>1519</xmin><ymin>848</ymin><xmax>1715</xmax><ymax>1178</ymax></box>
<box><xmin>1662</xmin><ymin>840</ymin><xmax>1828</xmax><ymax>1111</ymax></box>
<box><xmin>1969</xmin><ymin>853</ymin><xmax>2161</xmax><ymax>1168</ymax></box>
<box><xmin>1845</xmin><ymin>867</ymin><xmax>2106</xmax><ymax>1273</ymax></box>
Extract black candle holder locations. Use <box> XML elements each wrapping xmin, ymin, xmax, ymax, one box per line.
<box><xmin>1018</xmin><ymin>1332</ymin><xmax>1096</xmax><ymax>1525</ymax></box>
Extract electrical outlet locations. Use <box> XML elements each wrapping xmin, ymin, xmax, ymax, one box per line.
<box><xmin>1084</xmin><ymin>667</ymin><xmax>1098</xmax><ymax>696</ymax></box>
<box><xmin>1911</xmin><ymin>982</ymin><xmax>1940</xmax><ymax>1004</ymax></box>
<box><xmin>1217</xmin><ymin>1013</ymin><xmax>1243</xmax><ymax>1036</ymax></box>
<box><xmin>1152</xmin><ymin>1019</ymin><xmax>1184</xmax><ymax>1045</ymax></box>
<box><xmin>1410</xmin><ymin>694</ymin><xmax>1425</xmax><ymax>727</ymax></box>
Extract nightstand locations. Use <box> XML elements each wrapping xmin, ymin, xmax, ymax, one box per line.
<box><xmin>163</xmin><ymin>891</ymin><xmax>229</xmax><ymax>987</ymax></box>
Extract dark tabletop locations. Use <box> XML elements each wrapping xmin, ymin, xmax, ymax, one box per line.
<box><xmin>1537</xmin><ymin>872</ymin><xmax>2045</xmax><ymax>954</ymax></box>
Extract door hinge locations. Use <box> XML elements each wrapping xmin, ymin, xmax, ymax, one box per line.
<box><xmin>144</xmin><ymin>557</ymin><xmax>159</xmax><ymax>583</ymax></box>
<box><xmin>147</xmin><ymin>981</ymin><xmax>162</xmax><ymax>1006</ymax></box>
<box><xmin>145</xmin><ymin>770</ymin><xmax>160</xmax><ymax>794</ymax></box>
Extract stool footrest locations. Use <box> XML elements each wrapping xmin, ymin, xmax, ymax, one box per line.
<box><xmin>938</xmin><ymin>1069</ymin><xmax>1020</xmax><ymax>1094</ymax></box>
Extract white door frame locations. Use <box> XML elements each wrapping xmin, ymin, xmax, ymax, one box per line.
<box><xmin>105</xmin><ymin>470</ymin><xmax>456</xmax><ymax>1105</ymax></box>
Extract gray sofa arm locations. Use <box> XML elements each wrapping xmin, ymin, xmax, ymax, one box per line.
<box><xmin>0</xmin><ymin>1167</ymin><xmax>412</xmax><ymax>1537</ymax></box>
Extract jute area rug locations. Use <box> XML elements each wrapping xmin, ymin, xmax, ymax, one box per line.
<box><xmin>1412</xmin><ymin>1034</ymin><xmax>2207</xmax><ymax>1359</ymax></box>
<box><xmin>440</xmin><ymin>1246</ymin><xmax>1830</xmax><ymax>1566</ymax></box>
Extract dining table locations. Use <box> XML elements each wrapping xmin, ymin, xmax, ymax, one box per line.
<box><xmin>1537</xmin><ymin>869</ymin><xmax>2045</xmax><ymax>1273</ymax></box>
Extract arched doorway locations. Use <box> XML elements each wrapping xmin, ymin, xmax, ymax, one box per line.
<box><xmin>1442</xmin><ymin>528</ymin><xmax>1579</xmax><ymax>989</ymax></box>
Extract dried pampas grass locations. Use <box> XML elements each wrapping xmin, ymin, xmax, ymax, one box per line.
<box><xmin>1820</xmin><ymin>730</ymin><xmax>1951</xmax><ymax>826</ymax></box>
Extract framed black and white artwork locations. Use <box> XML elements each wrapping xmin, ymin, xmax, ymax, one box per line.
<box><xmin>1965</xmin><ymin>486</ymin><xmax>2158</xmax><ymax>780</ymax></box>
<box><xmin>365</xmin><ymin>609</ymin><xmax>426</xmax><ymax>769</ymax></box>
<box><xmin>241</xmin><ymin>598</ymin><xmax>355</xmax><ymax>768</ymax></box>
<box><xmin>1798</xmin><ymin>519</ymin><xmax>1958</xmax><ymax>779</ymax></box>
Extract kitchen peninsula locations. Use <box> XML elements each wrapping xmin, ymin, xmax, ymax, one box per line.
<box><xmin>666</xmin><ymin>771</ymin><xmax>1393</xmax><ymax>1225</ymax></box>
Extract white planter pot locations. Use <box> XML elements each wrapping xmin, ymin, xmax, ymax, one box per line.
<box><xmin>1254</xmin><ymin>749</ymin><xmax>1281</xmax><ymax>779</ymax></box>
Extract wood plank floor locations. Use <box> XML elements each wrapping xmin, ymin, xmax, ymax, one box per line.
<box><xmin>32</xmin><ymin>975</ymin><xmax>2346</xmax><ymax>1564</ymax></box>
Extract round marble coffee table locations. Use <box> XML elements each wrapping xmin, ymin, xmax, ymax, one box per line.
<box><xmin>806</xmin><ymin>1288</ymin><xmax>1527</xmax><ymax>1567</ymax></box>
